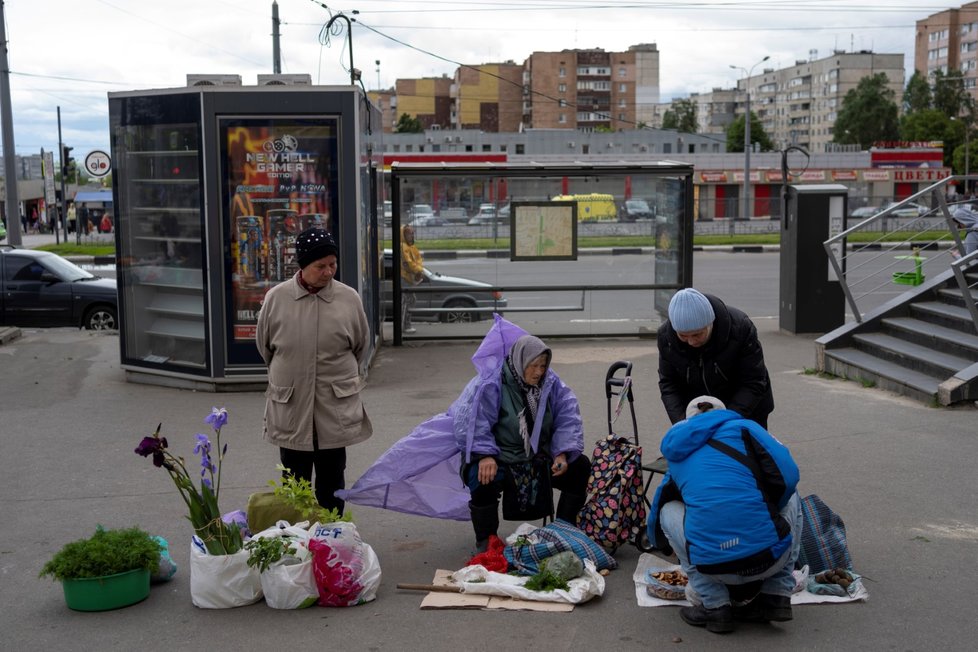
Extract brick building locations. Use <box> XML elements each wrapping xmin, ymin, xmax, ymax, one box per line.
<box><xmin>451</xmin><ymin>62</ymin><xmax>523</xmax><ymax>131</ymax></box>
<box><xmin>915</xmin><ymin>1</ymin><xmax>978</xmax><ymax>97</ymax></box>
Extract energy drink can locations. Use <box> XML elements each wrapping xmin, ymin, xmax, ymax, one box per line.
<box><xmin>267</xmin><ymin>209</ymin><xmax>299</xmax><ymax>282</ymax></box>
<box><xmin>235</xmin><ymin>215</ymin><xmax>265</xmax><ymax>282</ymax></box>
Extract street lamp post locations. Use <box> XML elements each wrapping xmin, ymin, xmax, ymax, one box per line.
<box><xmin>952</xmin><ymin>114</ymin><xmax>972</xmax><ymax>195</ymax></box>
<box><xmin>965</xmin><ymin>126</ymin><xmax>970</xmax><ymax>195</ymax></box>
<box><xmin>730</xmin><ymin>56</ymin><xmax>770</xmax><ymax>233</ymax></box>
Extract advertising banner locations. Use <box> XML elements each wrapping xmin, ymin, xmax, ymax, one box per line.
<box><xmin>220</xmin><ymin>117</ymin><xmax>339</xmax><ymax>344</ymax></box>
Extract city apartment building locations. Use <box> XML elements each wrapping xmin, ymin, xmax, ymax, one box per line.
<box><xmin>372</xmin><ymin>44</ymin><xmax>660</xmax><ymax>134</ymax></box>
<box><xmin>393</xmin><ymin>76</ymin><xmax>453</xmax><ymax>130</ymax></box>
<box><xmin>690</xmin><ymin>88</ymin><xmax>739</xmax><ymax>138</ymax></box>
<box><xmin>367</xmin><ymin>89</ymin><xmax>397</xmax><ymax>134</ymax></box>
<box><xmin>734</xmin><ymin>51</ymin><xmax>904</xmax><ymax>153</ymax></box>
<box><xmin>524</xmin><ymin>44</ymin><xmax>659</xmax><ymax>131</ymax></box>
<box><xmin>915</xmin><ymin>1</ymin><xmax>978</xmax><ymax>97</ymax></box>
<box><xmin>451</xmin><ymin>62</ymin><xmax>523</xmax><ymax>132</ymax></box>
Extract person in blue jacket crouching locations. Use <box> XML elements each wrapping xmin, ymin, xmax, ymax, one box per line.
<box><xmin>647</xmin><ymin>395</ymin><xmax>802</xmax><ymax>634</ymax></box>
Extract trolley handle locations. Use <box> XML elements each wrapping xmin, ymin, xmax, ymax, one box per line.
<box><xmin>605</xmin><ymin>360</ymin><xmax>633</xmax><ymax>400</ymax></box>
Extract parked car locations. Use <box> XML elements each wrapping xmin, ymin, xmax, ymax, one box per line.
<box><xmin>383</xmin><ymin>200</ymin><xmax>392</xmax><ymax>226</ymax></box>
<box><xmin>621</xmin><ymin>199</ymin><xmax>654</xmax><ymax>221</ymax></box>
<box><xmin>467</xmin><ymin>205</ymin><xmax>501</xmax><ymax>225</ymax></box>
<box><xmin>408</xmin><ymin>204</ymin><xmax>436</xmax><ymax>222</ymax></box>
<box><xmin>849</xmin><ymin>206</ymin><xmax>880</xmax><ymax>220</ymax></box>
<box><xmin>382</xmin><ymin>251</ymin><xmax>506</xmax><ymax>323</ymax></box>
<box><xmin>410</xmin><ymin>214</ymin><xmax>448</xmax><ymax>227</ymax></box>
<box><xmin>0</xmin><ymin>245</ymin><xmax>118</xmax><ymax>329</ymax></box>
<box><xmin>882</xmin><ymin>201</ymin><xmax>930</xmax><ymax>218</ymax></box>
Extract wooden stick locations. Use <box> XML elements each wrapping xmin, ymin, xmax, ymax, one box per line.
<box><xmin>396</xmin><ymin>583</ymin><xmax>462</xmax><ymax>593</ymax></box>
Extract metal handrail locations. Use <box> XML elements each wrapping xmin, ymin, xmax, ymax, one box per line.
<box><xmin>823</xmin><ymin>175</ymin><xmax>977</xmax><ymax>322</ymax></box>
<box><xmin>950</xmin><ymin>248</ymin><xmax>978</xmax><ymax>333</ymax></box>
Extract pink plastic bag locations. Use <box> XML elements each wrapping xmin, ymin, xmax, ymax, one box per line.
<box><xmin>308</xmin><ymin>522</ymin><xmax>380</xmax><ymax>607</ymax></box>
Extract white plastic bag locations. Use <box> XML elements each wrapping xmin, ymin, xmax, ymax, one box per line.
<box><xmin>262</xmin><ymin>556</ymin><xmax>318</xmax><ymax>609</ymax></box>
<box><xmin>189</xmin><ymin>537</ymin><xmax>263</xmax><ymax>608</ymax></box>
<box><xmin>248</xmin><ymin>521</ymin><xmax>318</xmax><ymax>609</ymax></box>
<box><xmin>451</xmin><ymin>559</ymin><xmax>604</xmax><ymax>604</ymax></box>
<box><xmin>308</xmin><ymin>521</ymin><xmax>382</xmax><ymax>607</ymax></box>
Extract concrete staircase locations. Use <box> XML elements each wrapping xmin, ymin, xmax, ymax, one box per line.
<box><xmin>815</xmin><ymin>268</ymin><xmax>978</xmax><ymax>406</ymax></box>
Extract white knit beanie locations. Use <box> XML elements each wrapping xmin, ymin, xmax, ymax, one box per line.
<box><xmin>685</xmin><ymin>395</ymin><xmax>726</xmax><ymax>419</ymax></box>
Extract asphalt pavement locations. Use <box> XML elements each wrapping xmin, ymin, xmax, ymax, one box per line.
<box><xmin>2</xmin><ymin>233</ymin><xmax>977</xmax><ymax>651</ymax></box>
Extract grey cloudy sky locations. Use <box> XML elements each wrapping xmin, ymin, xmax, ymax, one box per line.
<box><xmin>2</xmin><ymin>0</ymin><xmax>955</xmax><ymax>161</ymax></box>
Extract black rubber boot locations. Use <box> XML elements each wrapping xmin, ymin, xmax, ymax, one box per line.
<box><xmin>469</xmin><ymin>501</ymin><xmax>499</xmax><ymax>552</ymax></box>
<box><xmin>680</xmin><ymin>604</ymin><xmax>735</xmax><ymax>634</ymax></box>
<box><xmin>759</xmin><ymin>593</ymin><xmax>793</xmax><ymax>622</ymax></box>
<box><xmin>555</xmin><ymin>492</ymin><xmax>586</xmax><ymax>525</ymax></box>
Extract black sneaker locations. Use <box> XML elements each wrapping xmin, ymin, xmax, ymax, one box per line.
<box><xmin>680</xmin><ymin>604</ymin><xmax>735</xmax><ymax>634</ymax></box>
<box><xmin>759</xmin><ymin>593</ymin><xmax>793</xmax><ymax>622</ymax></box>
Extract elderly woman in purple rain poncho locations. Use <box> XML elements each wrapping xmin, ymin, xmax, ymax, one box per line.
<box><xmin>337</xmin><ymin>316</ymin><xmax>589</xmax><ymax>552</ymax></box>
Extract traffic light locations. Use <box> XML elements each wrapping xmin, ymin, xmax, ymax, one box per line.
<box><xmin>62</xmin><ymin>145</ymin><xmax>74</xmax><ymax>177</ymax></box>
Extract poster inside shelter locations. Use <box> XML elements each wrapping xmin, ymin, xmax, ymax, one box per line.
<box><xmin>220</xmin><ymin>118</ymin><xmax>339</xmax><ymax>341</ymax></box>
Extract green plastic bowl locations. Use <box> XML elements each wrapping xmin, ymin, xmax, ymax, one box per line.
<box><xmin>61</xmin><ymin>568</ymin><xmax>150</xmax><ymax>611</ymax></box>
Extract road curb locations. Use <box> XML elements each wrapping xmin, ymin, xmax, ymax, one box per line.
<box><xmin>0</xmin><ymin>326</ymin><xmax>22</xmax><ymax>345</ymax></box>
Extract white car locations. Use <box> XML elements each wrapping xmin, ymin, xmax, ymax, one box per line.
<box><xmin>468</xmin><ymin>206</ymin><xmax>502</xmax><ymax>225</ymax></box>
<box><xmin>408</xmin><ymin>204</ymin><xmax>435</xmax><ymax>221</ymax></box>
<box><xmin>882</xmin><ymin>202</ymin><xmax>929</xmax><ymax>218</ymax></box>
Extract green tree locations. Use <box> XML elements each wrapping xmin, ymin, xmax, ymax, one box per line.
<box><xmin>832</xmin><ymin>73</ymin><xmax>900</xmax><ymax>149</ymax></box>
<box><xmin>900</xmin><ymin>108</ymin><xmax>960</xmax><ymax>167</ymax></box>
<box><xmin>725</xmin><ymin>111</ymin><xmax>773</xmax><ymax>152</ymax></box>
<box><xmin>662</xmin><ymin>98</ymin><xmax>697</xmax><ymax>133</ymax></box>
<box><xmin>952</xmin><ymin>137</ymin><xmax>978</xmax><ymax>176</ymax></box>
<box><xmin>394</xmin><ymin>113</ymin><xmax>424</xmax><ymax>133</ymax></box>
<box><xmin>932</xmin><ymin>69</ymin><xmax>974</xmax><ymax>119</ymax></box>
<box><xmin>903</xmin><ymin>71</ymin><xmax>932</xmax><ymax>113</ymax></box>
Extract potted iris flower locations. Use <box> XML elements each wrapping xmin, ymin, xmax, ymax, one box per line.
<box><xmin>136</xmin><ymin>407</ymin><xmax>261</xmax><ymax>607</ymax></box>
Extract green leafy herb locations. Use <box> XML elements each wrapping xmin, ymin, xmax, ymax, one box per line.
<box><xmin>244</xmin><ymin>536</ymin><xmax>297</xmax><ymax>573</ymax></box>
<box><xmin>524</xmin><ymin>568</ymin><xmax>570</xmax><ymax>592</ymax></box>
<box><xmin>40</xmin><ymin>526</ymin><xmax>161</xmax><ymax>581</ymax></box>
<box><xmin>268</xmin><ymin>464</ymin><xmax>353</xmax><ymax>524</ymax></box>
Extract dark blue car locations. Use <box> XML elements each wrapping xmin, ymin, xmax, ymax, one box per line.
<box><xmin>1</xmin><ymin>246</ymin><xmax>118</xmax><ymax>330</ymax></box>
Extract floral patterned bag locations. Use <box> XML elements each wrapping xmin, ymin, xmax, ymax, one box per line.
<box><xmin>577</xmin><ymin>435</ymin><xmax>647</xmax><ymax>553</ymax></box>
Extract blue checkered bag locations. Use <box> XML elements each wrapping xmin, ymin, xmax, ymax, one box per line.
<box><xmin>797</xmin><ymin>494</ymin><xmax>853</xmax><ymax>573</ymax></box>
<box><xmin>503</xmin><ymin>518</ymin><xmax>618</xmax><ymax>575</ymax></box>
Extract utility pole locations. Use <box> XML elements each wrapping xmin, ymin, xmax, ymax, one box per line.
<box><xmin>0</xmin><ymin>0</ymin><xmax>22</xmax><ymax>245</ymax></box>
<box><xmin>272</xmin><ymin>1</ymin><xmax>281</xmax><ymax>74</ymax></box>
<box><xmin>58</xmin><ymin>107</ymin><xmax>68</xmax><ymax>243</ymax></box>
<box><xmin>730</xmin><ymin>56</ymin><xmax>769</xmax><ymax>235</ymax></box>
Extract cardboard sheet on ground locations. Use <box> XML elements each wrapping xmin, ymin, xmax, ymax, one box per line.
<box><xmin>633</xmin><ymin>553</ymin><xmax>869</xmax><ymax>608</ymax></box>
<box><xmin>419</xmin><ymin>570</ymin><xmax>574</xmax><ymax>611</ymax></box>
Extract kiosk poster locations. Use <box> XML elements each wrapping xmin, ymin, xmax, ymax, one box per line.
<box><xmin>221</xmin><ymin>117</ymin><xmax>339</xmax><ymax>341</ymax></box>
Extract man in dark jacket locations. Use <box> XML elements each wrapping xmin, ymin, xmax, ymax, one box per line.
<box><xmin>657</xmin><ymin>288</ymin><xmax>774</xmax><ymax>428</ymax></box>
<box><xmin>647</xmin><ymin>396</ymin><xmax>801</xmax><ymax>634</ymax></box>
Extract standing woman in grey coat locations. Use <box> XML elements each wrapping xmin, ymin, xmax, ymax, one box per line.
<box><xmin>256</xmin><ymin>227</ymin><xmax>373</xmax><ymax>514</ymax></box>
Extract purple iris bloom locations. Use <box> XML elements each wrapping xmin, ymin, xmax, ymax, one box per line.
<box><xmin>135</xmin><ymin>435</ymin><xmax>168</xmax><ymax>468</ymax></box>
<box><xmin>205</xmin><ymin>407</ymin><xmax>229</xmax><ymax>431</ymax></box>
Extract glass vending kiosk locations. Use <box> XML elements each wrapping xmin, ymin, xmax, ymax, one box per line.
<box><xmin>109</xmin><ymin>87</ymin><xmax>381</xmax><ymax>389</ymax></box>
